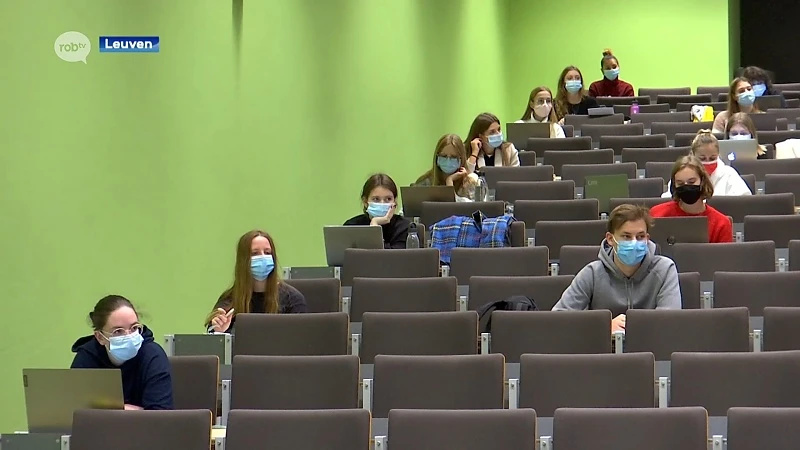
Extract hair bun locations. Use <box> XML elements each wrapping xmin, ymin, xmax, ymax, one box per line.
<box><xmin>696</xmin><ymin>129</ymin><xmax>713</xmax><ymax>135</ymax></box>
<box><xmin>603</xmin><ymin>48</ymin><xmax>613</xmax><ymax>56</ymax></box>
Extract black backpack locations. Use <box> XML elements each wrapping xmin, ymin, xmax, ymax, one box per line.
<box><xmin>476</xmin><ymin>295</ymin><xmax>538</xmax><ymax>334</ymax></box>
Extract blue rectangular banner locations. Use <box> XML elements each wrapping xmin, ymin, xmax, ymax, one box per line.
<box><xmin>99</xmin><ymin>36</ymin><xmax>160</xmax><ymax>53</ymax></box>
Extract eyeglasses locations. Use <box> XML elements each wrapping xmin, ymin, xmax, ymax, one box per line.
<box><xmin>103</xmin><ymin>324</ymin><xmax>144</xmax><ymax>338</ymax></box>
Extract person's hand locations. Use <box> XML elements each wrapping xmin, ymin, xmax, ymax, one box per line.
<box><xmin>124</xmin><ymin>404</ymin><xmax>143</xmax><ymax>411</ymax></box>
<box><xmin>446</xmin><ymin>168</ymin><xmax>468</xmax><ymax>186</ymax></box>
<box><xmin>370</xmin><ymin>203</ymin><xmax>396</xmax><ymax>226</ymax></box>
<box><xmin>611</xmin><ymin>314</ymin><xmax>626</xmax><ymax>333</ymax></box>
<box><xmin>470</xmin><ymin>138</ymin><xmax>482</xmax><ymax>154</ymax></box>
<box><xmin>210</xmin><ymin>308</ymin><xmax>232</xmax><ymax>333</ymax></box>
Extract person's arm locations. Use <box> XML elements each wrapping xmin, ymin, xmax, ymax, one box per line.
<box><xmin>588</xmin><ymin>81</ymin><xmax>600</xmax><ymax>98</ymax></box>
<box><xmin>281</xmin><ymin>284</ymin><xmax>308</xmax><ymax>313</ymax></box>
<box><xmin>715</xmin><ymin>215</ymin><xmax>734</xmax><ymax>243</ymax></box>
<box><xmin>585</xmin><ymin>96</ymin><xmax>600</xmax><ymax>109</ymax></box>
<box><xmin>506</xmin><ymin>143</ymin><xmax>520</xmax><ymax>167</ymax></box>
<box><xmin>70</xmin><ymin>351</ymin><xmax>96</xmax><ymax>368</ymax></box>
<box><xmin>206</xmin><ymin>297</ymin><xmax>233</xmax><ymax>333</ymax></box>
<box><xmin>139</xmin><ymin>349</ymin><xmax>174</xmax><ymax>410</ymax></box>
<box><xmin>551</xmin><ymin>265</ymin><xmax>595</xmax><ymax>311</ymax></box>
<box><xmin>712</xmin><ymin>111</ymin><xmax>728</xmax><ymax>134</ymax></box>
<box><xmin>727</xmin><ymin>171</ymin><xmax>754</xmax><ymax>196</ymax></box>
<box><xmin>387</xmin><ymin>218</ymin><xmax>410</xmax><ymax>249</ymax></box>
<box><xmin>553</xmin><ymin>124</ymin><xmax>566</xmax><ymax>139</ymax></box>
<box><xmin>655</xmin><ymin>262</ymin><xmax>681</xmax><ymax>309</ymax></box>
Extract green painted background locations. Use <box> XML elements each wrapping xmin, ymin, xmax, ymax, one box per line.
<box><xmin>0</xmin><ymin>0</ymin><xmax>730</xmax><ymax>431</ymax></box>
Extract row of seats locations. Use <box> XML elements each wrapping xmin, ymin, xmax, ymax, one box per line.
<box><xmin>68</xmin><ymin>406</ymin><xmax>800</xmax><ymax>450</ymax></box>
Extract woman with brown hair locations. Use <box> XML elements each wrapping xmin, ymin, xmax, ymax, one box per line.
<box><xmin>464</xmin><ymin>112</ymin><xmax>520</xmax><ymax>173</ymax></box>
<box><xmin>650</xmin><ymin>155</ymin><xmax>733</xmax><ymax>243</ymax></box>
<box><xmin>206</xmin><ymin>230</ymin><xmax>306</xmax><ymax>333</ymax></box>
<box><xmin>588</xmin><ymin>49</ymin><xmax>635</xmax><ymax>98</ymax></box>
<box><xmin>712</xmin><ymin>77</ymin><xmax>761</xmax><ymax>133</ymax></box>
<box><xmin>554</xmin><ymin>65</ymin><xmax>599</xmax><ymax>121</ymax></box>
<box><xmin>516</xmin><ymin>86</ymin><xmax>566</xmax><ymax>138</ymax></box>
<box><xmin>344</xmin><ymin>173</ymin><xmax>410</xmax><ymax>248</ymax></box>
<box><xmin>414</xmin><ymin>133</ymin><xmax>477</xmax><ymax>202</ymax></box>
<box><xmin>724</xmin><ymin>112</ymin><xmax>769</xmax><ymax>159</ymax></box>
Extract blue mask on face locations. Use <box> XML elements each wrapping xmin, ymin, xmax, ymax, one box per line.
<box><xmin>565</xmin><ymin>80</ymin><xmax>582</xmax><ymax>94</ymax></box>
<box><xmin>729</xmin><ymin>133</ymin><xmax>752</xmax><ymax>140</ymax></box>
<box><xmin>737</xmin><ymin>90</ymin><xmax>756</xmax><ymax>106</ymax></box>
<box><xmin>487</xmin><ymin>133</ymin><xmax>503</xmax><ymax>148</ymax></box>
<box><xmin>250</xmin><ymin>254</ymin><xmax>275</xmax><ymax>281</ymax></box>
<box><xmin>613</xmin><ymin>237</ymin><xmax>648</xmax><ymax>266</ymax></box>
<box><xmin>437</xmin><ymin>156</ymin><xmax>461</xmax><ymax>175</ymax></box>
<box><xmin>752</xmin><ymin>83</ymin><xmax>767</xmax><ymax>97</ymax></box>
<box><xmin>108</xmin><ymin>331</ymin><xmax>144</xmax><ymax>363</ymax></box>
<box><xmin>366</xmin><ymin>202</ymin><xmax>391</xmax><ymax>218</ymax></box>
<box><xmin>603</xmin><ymin>68</ymin><xmax>620</xmax><ymax>81</ymax></box>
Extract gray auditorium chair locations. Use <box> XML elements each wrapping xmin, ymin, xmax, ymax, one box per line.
<box><xmin>482</xmin><ymin>165</ymin><xmax>554</xmax><ymax>189</ymax></box>
<box><xmin>713</xmin><ymin>272</ymin><xmax>800</xmax><ymax>315</ymax></box>
<box><xmin>534</xmin><ymin>220</ymin><xmax>607</xmax><ymax>260</ymax></box>
<box><xmin>630</xmin><ymin>112</ymin><xmax>691</xmax><ymax>127</ymax></box>
<box><xmin>420</xmin><ymin>201</ymin><xmax>505</xmax><ymax>227</ymax></box>
<box><xmin>599</xmin><ymin>134</ymin><xmax>666</xmax><ymax>155</ymax></box>
<box><xmin>765</xmin><ymin>107</ymin><xmax>800</xmax><ymax>122</ymax></box>
<box><xmin>615</xmin><ymin>103</ymin><xmax>670</xmax><ymax>114</ymax></box>
<box><xmin>230</xmin><ymin>355</ymin><xmax>359</xmax><ymax>409</ymax></box>
<box><xmin>518</xmin><ymin>353</ymin><xmax>655</xmax><ymax>416</ymax></box>
<box><xmin>349</xmin><ymin>277</ymin><xmax>457</xmax><ymax>321</ymax></box>
<box><xmin>674</xmin><ymin>131</ymin><xmax>725</xmax><ymax>147</ymax></box>
<box><xmin>561</xmin><ymin>162</ymin><xmax>637</xmax><ymax>187</ymax></box>
<box><xmin>741</xmin><ymin>173</ymin><xmax>756</xmax><ymax>194</ymax></box>
<box><xmin>765</xmin><ymin>173</ymin><xmax>800</xmax><ymax>205</ymax></box>
<box><xmin>628</xmin><ymin>177</ymin><xmax>665</xmax><ymax>198</ymax></box>
<box><xmin>552</xmin><ymin>407</ymin><xmax>708</xmax><ymax>450</ymax></box>
<box><xmin>676</xmin><ymin>101</ymin><xmax>728</xmax><ymax>112</ymax></box>
<box><xmin>543</xmin><ymin>149</ymin><xmax>614</xmax><ymax>176</ymax></box>
<box><xmin>449</xmin><ymin>247</ymin><xmax>549</xmax><ymax>284</ymax></box>
<box><xmin>792</xmin><ymin>240</ymin><xmax>800</xmax><ymax>271</ymax></box>
<box><xmin>224</xmin><ymin>409</ymin><xmax>370</xmax><ymax>450</ymax></box>
<box><xmin>644</xmin><ymin>161</ymin><xmax>674</xmax><ymax>183</ymax></box>
<box><xmin>651</xmin><ymin>121</ymin><xmax>714</xmax><ymax>140</ymax></box>
<box><xmin>526</xmin><ymin>136</ymin><xmax>591</xmax><ymax>153</ymax></box>
<box><xmin>727</xmin><ymin>407</ymin><xmax>800</xmax><ymax>450</ymax></box>
<box><xmin>467</xmin><ymin>275</ymin><xmax>574</xmax><ymax>311</ymax></box>
<box><xmin>596</xmin><ymin>95</ymin><xmax>651</xmax><ymax>106</ymax></box>
<box><xmin>670</xmin><ymin>351</ymin><xmax>800</xmax><ymax>416</ymax></box>
<box><xmin>370</xmin><ymin>354</ymin><xmax>504</xmax><ymax>417</ymax></box>
<box><xmin>748</xmin><ymin>112</ymin><xmax>778</xmax><ymax>131</ymax></box>
<box><xmin>730</xmin><ymin>157</ymin><xmax>799</xmax><ymax>182</ymax></box>
<box><xmin>496</xmin><ymin>180</ymin><xmax>575</xmax><ymax>202</ymax></box>
<box><xmin>639</xmin><ymin>87</ymin><xmax>692</xmax><ymax>102</ymax></box>
<box><xmin>774</xmin><ymin>82</ymin><xmax>800</xmax><ymax>91</ymax></box>
<box><xmin>359</xmin><ymin>311</ymin><xmax>478</xmax><ymax>363</ymax></box>
<box><xmin>233</xmin><ymin>312</ymin><xmax>349</xmax><ymax>356</ymax></box>
<box><xmin>656</xmin><ymin>94</ymin><xmax>713</xmax><ymax>109</ymax></box>
<box><xmin>678</xmin><ymin>272</ymin><xmax>702</xmax><ymax>309</ymax></box>
<box><xmin>763</xmin><ymin>307</ymin><xmax>800</xmax><ymax>351</ymax></box>
<box><xmin>624</xmin><ymin>308</ymin><xmax>750</xmax><ymax>361</ymax></box>
<box><xmin>386</xmin><ymin>409</ymin><xmax>536</xmax><ymax>450</ymax></box>
<box><xmin>517</xmin><ymin>150</ymin><xmax>537</xmax><ymax>166</ymax></box>
<box><xmin>754</xmin><ymin>130</ymin><xmax>800</xmax><ymax>145</ymax></box>
<box><xmin>744</xmin><ymin>214</ymin><xmax>800</xmax><ymax>248</ymax></box>
<box><xmin>557</xmin><ymin>245</ymin><xmax>599</xmax><ymax>276</ymax></box>
<box><xmin>563</xmin><ymin>114</ymin><xmax>624</xmax><ymax>133</ymax></box>
<box><xmin>672</xmin><ymin>241</ymin><xmax>776</xmax><ymax>281</ymax></box>
<box><xmin>512</xmin><ymin>199</ymin><xmax>599</xmax><ymax>229</ymax></box>
<box><xmin>341</xmin><ymin>248</ymin><xmax>440</xmax><ymax>286</ymax></box>
<box><xmin>697</xmin><ymin>86</ymin><xmax>729</xmax><ymax>97</ymax></box>
<box><xmin>70</xmin><ymin>409</ymin><xmax>212</xmax><ymax>450</ymax></box>
<box><xmin>169</xmin><ymin>355</ymin><xmax>218</xmax><ymax>413</ymax></box>
<box><xmin>707</xmin><ymin>193</ymin><xmax>795</xmax><ymax>222</ymax></box>
<box><xmin>621</xmin><ymin>146</ymin><xmax>690</xmax><ymax>166</ymax></box>
<box><xmin>581</xmin><ymin>123</ymin><xmax>644</xmax><ymax>143</ymax></box>
<box><xmin>285</xmin><ymin>278</ymin><xmax>341</xmax><ymax>313</ymax></box>
<box><xmin>562</xmin><ymin>125</ymin><xmax>574</xmax><ymax>137</ymax></box>
<box><xmin>608</xmin><ymin>197</ymin><xmax>669</xmax><ymax>211</ymax></box>
<box><xmin>488</xmin><ymin>310</ymin><xmax>612</xmax><ymax>361</ymax></box>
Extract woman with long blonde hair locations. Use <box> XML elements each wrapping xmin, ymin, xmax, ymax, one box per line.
<box><xmin>554</xmin><ymin>65</ymin><xmax>599</xmax><ymax>121</ymax></box>
<box><xmin>205</xmin><ymin>230</ymin><xmax>306</xmax><ymax>333</ymax></box>
<box><xmin>464</xmin><ymin>112</ymin><xmax>520</xmax><ymax>173</ymax></box>
<box><xmin>414</xmin><ymin>133</ymin><xmax>477</xmax><ymax>201</ymax></box>
<box><xmin>516</xmin><ymin>86</ymin><xmax>566</xmax><ymax>138</ymax></box>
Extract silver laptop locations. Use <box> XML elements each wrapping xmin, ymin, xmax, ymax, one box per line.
<box><xmin>400</xmin><ymin>186</ymin><xmax>455</xmax><ymax>219</ymax></box>
<box><xmin>24</xmin><ymin>368</ymin><xmax>123</xmax><ymax>433</ymax></box>
<box><xmin>506</xmin><ymin>122</ymin><xmax>550</xmax><ymax>150</ymax></box>
<box><xmin>323</xmin><ymin>225</ymin><xmax>384</xmax><ymax>266</ymax></box>
<box><xmin>719</xmin><ymin>139</ymin><xmax>759</xmax><ymax>163</ymax></box>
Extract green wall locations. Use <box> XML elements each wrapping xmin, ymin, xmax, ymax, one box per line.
<box><xmin>0</xmin><ymin>0</ymin><xmax>728</xmax><ymax>431</ymax></box>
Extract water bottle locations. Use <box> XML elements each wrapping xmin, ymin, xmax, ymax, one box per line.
<box><xmin>630</xmin><ymin>101</ymin><xmax>640</xmax><ymax>115</ymax></box>
<box><xmin>406</xmin><ymin>223</ymin><xmax>420</xmax><ymax>249</ymax></box>
<box><xmin>475</xmin><ymin>175</ymin><xmax>488</xmax><ymax>201</ymax></box>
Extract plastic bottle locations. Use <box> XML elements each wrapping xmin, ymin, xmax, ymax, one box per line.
<box><xmin>406</xmin><ymin>223</ymin><xmax>420</xmax><ymax>249</ymax></box>
<box><xmin>476</xmin><ymin>175</ymin><xmax>488</xmax><ymax>202</ymax></box>
<box><xmin>630</xmin><ymin>101</ymin><xmax>640</xmax><ymax>115</ymax></box>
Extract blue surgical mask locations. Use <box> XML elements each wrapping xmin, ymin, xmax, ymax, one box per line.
<box><xmin>613</xmin><ymin>237</ymin><xmax>648</xmax><ymax>266</ymax></box>
<box><xmin>737</xmin><ymin>90</ymin><xmax>756</xmax><ymax>106</ymax></box>
<box><xmin>603</xmin><ymin>68</ymin><xmax>620</xmax><ymax>81</ymax></box>
<box><xmin>107</xmin><ymin>331</ymin><xmax>144</xmax><ymax>363</ymax></box>
<box><xmin>565</xmin><ymin>80</ymin><xmax>582</xmax><ymax>94</ymax></box>
<box><xmin>487</xmin><ymin>133</ymin><xmax>503</xmax><ymax>149</ymax></box>
<box><xmin>366</xmin><ymin>202</ymin><xmax>391</xmax><ymax>218</ymax></box>
<box><xmin>752</xmin><ymin>83</ymin><xmax>767</xmax><ymax>97</ymax></box>
<box><xmin>729</xmin><ymin>133</ymin><xmax>752</xmax><ymax>140</ymax></box>
<box><xmin>437</xmin><ymin>156</ymin><xmax>461</xmax><ymax>175</ymax></box>
<box><xmin>250</xmin><ymin>254</ymin><xmax>275</xmax><ymax>281</ymax></box>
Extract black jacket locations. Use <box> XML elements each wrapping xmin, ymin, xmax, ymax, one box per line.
<box><xmin>343</xmin><ymin>213</ymin><xmax>411</xmax><ymax>249</ymax></box>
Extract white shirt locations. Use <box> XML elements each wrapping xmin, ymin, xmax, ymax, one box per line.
<box><xmin>515</xmin><ymin>115</ymin><xmax>566</xmax><ymax>138</ymax></box>
<box><xmin>661</xmin><ymin>158</ymin><xmax>753</xmax><ymax>198</ymax></box>
<box><xmin>466</xmin><ymin>143</ymin><xmax>520</xmax><ymax>173</ymax></box>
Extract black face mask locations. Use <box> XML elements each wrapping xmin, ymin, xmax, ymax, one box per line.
<box><xmin>675</xmin><ymin>184</ymin><xmax>702</xmax><ymax>205</ymax></box>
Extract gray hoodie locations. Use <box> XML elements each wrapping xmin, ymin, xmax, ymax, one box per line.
<box><xmin>552</xmin><ymin>239</ymin><xmax>681</xmax><ymax>316</ymax></box>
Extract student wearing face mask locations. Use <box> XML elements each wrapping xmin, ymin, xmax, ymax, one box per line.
<box><xmin>414</xmin><ymin>133</ymin><xmax>477</xmax><ymax>202</ymax></box>
<box><xmin>661</xmin><ymin>130</ymin><xmax>751</xmax><ymax>198</ymax></box>
<box><xmin>344</xmin><ymin>173</ymin><xmax>410</xmax><ymax>249</ymax></box>
<box><xmin>712</xmin><ymin>77</ymin><xmax>762</xmax><ymax>133</ymax></box>
<box><xmin>465</xmin><ymin>112</ymin><xmax>520</xmax><ymax>173</ymax></box>
<box><xmin>554</xmin><ymin>65</ymin><xmax>600</xmax><ymax>121</ymax></box>
<box><xmin>206</xmin><ymin>230</ymin><xmax>307</xmax><ymax>333</ymax></box>
<box><xmin>516</xmin><ymin>86</ymin><xmax>566</xmax><ymax>138</ymax></box>
<box><xmin>650</xmin><ymin>156</ymin><xmax>733</xmax><ymax>243</ymax></box>
<box><xmin>740</xmin><ymin>65</ymin><xmax>787</xmax><ymax>107</ymax></box>
<box><xmin>588</xmin><ymin>49</ymin><xmax>635</xmax><ymax>98</ymax></box>
<box><xmin>71</xmin><ymin>295</ymin><xmax>174</xmax><ymax>410</ymax></box>
<box><xmin>552</xmin><ymin>204</ymin><xmax>681</xmax><ymax>332</ymax></box>
<box><xmin>725</xmin><ymin>112</ymin><xmax>769</xmax><ymax>159</ymax></box>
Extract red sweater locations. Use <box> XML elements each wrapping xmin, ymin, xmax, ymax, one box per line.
<box><xmin>589</xmin><ymin>78</ymin><xmax>635</xmax><ymax>97</ymax></box>
<box><xmin>650</xmin><ymin>201</ymin><xmax>733</xmax><ymax>243</ymax></box>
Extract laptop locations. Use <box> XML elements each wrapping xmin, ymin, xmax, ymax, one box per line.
<box><xmin>719</xmin><ymin>139</ymin><xmax>759</xmax><ymax>163</ymax></box>
<box><xmin>584</xmin><ymin>174</ymin><xmax>630</xmax><ymax>213</ymax></box>
<box><xmin>506</xmin><ymin>122</ymin><xmax>550</xmax><ymax>150</ymax></box>
<box><xmin>400</xmin><ymin>186</ymin><xmax>455</xmax><ymax>219</ymax></box>
<box><xmin>323</xmin><ymin>225</ymin><xmax>384</xmax><ymax>266</ymax></box>
<box><xmin>747</xmin><ymin>112</ymin><xmax>777</xmax><ymax>131</ymax></box>
<box><xmin>24</xmin><ymin>368</ymin><xmax>124</xmax><ymax>433</ymax></box>
<box><xmin>755</xmin><ymin>95</ymin><xmax>783</xmax><ymax>111</ymax></box>
<box><xmin>650</xmin><ymin>216</ymin><xmax>709</xmax><ymax>246</ymax></box>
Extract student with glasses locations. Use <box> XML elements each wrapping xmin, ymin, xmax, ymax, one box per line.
<box><xmin>71</xmin><ymin>294</ymin><xmax>174</xmax><ymax>410</ymax></box>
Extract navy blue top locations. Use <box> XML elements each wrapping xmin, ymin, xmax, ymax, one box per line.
<box><xmin>70</xmin><ymin>326</ymin><xmax>174</xmax><ymax>410</ymax></box>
